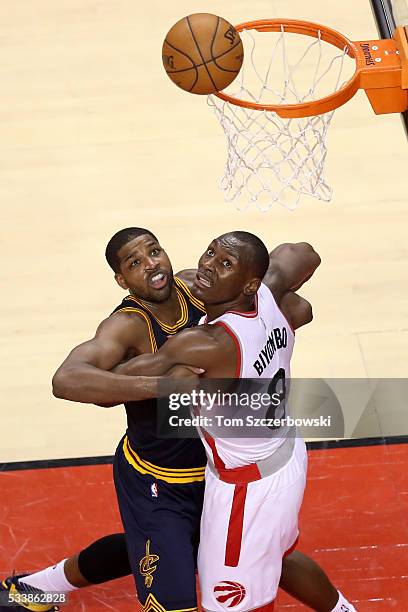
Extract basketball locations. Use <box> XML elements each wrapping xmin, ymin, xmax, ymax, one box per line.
<box><xmin>162</xmin><ymin>13</ymin><xmax>244</xmax><ymax>95</ymax></box>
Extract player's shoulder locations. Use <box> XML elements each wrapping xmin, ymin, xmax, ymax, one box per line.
<box><xmin>174</xmin><ymin>322</ymin><xmax>217</xmax><ymax>341</ymax></box>
<box><xmin>109</xmin><ymin>306</ymin><xmax>150</xmax><ymax>325</ymax></box>
<box><xmin>96</xmin><ymin>307</ymin><xmax>150</xmax><ymax>343</ymax></box>
<box><xmin>262</xmin><ymin>260</ymin><xmax>286</xmax><ymax>302</ymax></box>
<box><xmin>191</xmin><ymin>321</ymin><xmax>235</xmax><ymax>348</ymax></box>
<box><xmin>166</xmin><ymin>322</ymin><xmax>222</xmax><ymax>350</ymax></box>
<box><xmin>174</xmin><ymin>272</ymin><xmax>206</xmax><ymax>314</ymax></box>
<box><xmin>175</xmin><ymin>269</ymin><xmax>197</xmax><ymax>290</ymax></box>
<box><xmin>109</xmin><ymin>293</ymin><xmax>155</xmax><ymax>324</ymax></box>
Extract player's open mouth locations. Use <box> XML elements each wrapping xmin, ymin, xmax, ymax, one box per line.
<box><xmin>195</xmin><ymin>272</ymin><xmax>212</xmax><ymax>288</ymax></box>
<box><xmin>148</xmin><ymin>272</ymin><xmax>168</xmax><ymax>290</ymax></box>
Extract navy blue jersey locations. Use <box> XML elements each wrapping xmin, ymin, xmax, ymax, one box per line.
<box><xmin>111</xmin><ymin>276</ymin><xmax>207</xmax><ymax>474</ymax></box>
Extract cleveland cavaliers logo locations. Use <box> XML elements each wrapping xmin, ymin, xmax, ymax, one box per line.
<box><xmin>139</xmin><ymin>540</ymin><xmax>159</xmax><ymax>588</ymax></box>
<box><xmin>214</xmin><ymin>581</ymin><xmax>246</xmax><ymax>607</ymax></box>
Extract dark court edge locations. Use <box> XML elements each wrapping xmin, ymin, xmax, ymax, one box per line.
<box><xmin>1</xmin><ymin>435</ymin><xmax>408</xmax><ymax>472</ymax></box>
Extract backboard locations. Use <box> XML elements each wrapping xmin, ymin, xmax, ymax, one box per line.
<box><xmin>370</xmin><ymin>0</ymin><xmax>408</xmax><ymax>136</ymax></box>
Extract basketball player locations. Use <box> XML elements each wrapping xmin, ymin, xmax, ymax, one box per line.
<box><xmin>96</xmin><ymin>230</ymin><xmax>356</xmax><ymax>612</ymax></box>
<box><xmin>1</xmin><ymin>228</ymin><xmax>354</xmax><ymax>612</ymax></box>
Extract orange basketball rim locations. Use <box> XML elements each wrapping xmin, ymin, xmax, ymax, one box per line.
<box><xmin>215</xmin><ymin>18</ymin><xmax>408</xmax><ymax>118</ymax></box>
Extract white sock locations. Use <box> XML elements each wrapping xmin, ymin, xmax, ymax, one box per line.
<box><xmin>331</xmin><ymin>591</ymin><xmax>357</xmax><ymax>612</ymax></box>
<box><xmin>19</xmin><ymin>560</ymin><xmax>78</xmax><ymax>593</ymax></box>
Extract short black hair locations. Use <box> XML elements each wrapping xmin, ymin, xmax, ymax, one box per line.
<box><xmin>105</xmin><ymin>227</ymin><xmax>158</xmax><ymax>272</ymax></box>
<box><xmin>220</xmin><ymin>231</ymin><xmax>270</xmax><ymax>279</ymax></box>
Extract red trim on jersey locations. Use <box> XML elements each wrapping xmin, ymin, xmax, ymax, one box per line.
<box><xmin>214</xmin><ymin>321</ymin><xmax>242</xmax><ymax>378</ymax></box>
<box><xmin>202</xmin><ymin>431</ymin><xmax>226</xmax><ymax>472</ymax></box>
<box><xmin>202</xmin><ymin>426</ymin><xmax>262</xmax><ymax>485</ymax></box>
<box><xmin>203</xmin><ymin>294</ymin><xmax>258</xmax><ymax>323</ymax></box>
<box><xmin>224</xmin><ymin>293</ymin><xmax>258</xmax><ymax>318</ymax></box>
<box><xmin>213</xmin><ymin>461</ymin><xmax>261</xmax><ymax>484</ymax></box>
<box><xmin>203</xmin><ymin>435</ymin><xmax>262</xmax><ymax>485</ymax></box>
<box><xmin>283</xmin><ymin>535</ymin><xmax>299</xmax><ymax>558</ymax></box>
<box><xmin>225</xmin><ymin>483</ymin><xmax>248</xmax><ymax>567</ymax></box>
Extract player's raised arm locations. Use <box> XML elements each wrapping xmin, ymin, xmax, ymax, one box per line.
<box><xmin>279</xmin><ymin>291</ymin><xmax>313</xmax><ymax>330</ymax></box>
<box><xmin>52</xmin><ymin>314</ymin><xmax>160</xmax><ymax>405</ymax></box>
<box><xmin>263</xmin><ymin>242</ymin><xmax>321</xmax><ymax>303</ymax></box>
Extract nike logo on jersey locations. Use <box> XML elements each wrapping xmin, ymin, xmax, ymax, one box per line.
<box><xmin>253</xmin><ymin>327</ymin><xmax>288</xmax><ymax>376</ymax></box>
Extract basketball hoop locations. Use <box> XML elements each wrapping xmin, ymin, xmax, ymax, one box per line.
<box><xmin>208</xmin><ymin>19</ymin><xmax>408</xmax><ymax>210</ymax></box>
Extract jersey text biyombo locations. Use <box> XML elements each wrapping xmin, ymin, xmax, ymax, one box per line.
<box><xmin>253</xmin><ymin>327</ymin><xmax>288</xmax><ymax>376</ymax></box>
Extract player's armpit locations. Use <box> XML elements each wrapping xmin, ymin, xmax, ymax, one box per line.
<box><xmin>263</xmin><ymin>242</ymin><xmax>321</xmax><ymax>302</ymax></box>
<box><xmin>280</xmin><ymin>291</ymin><xmax>313</xmax><ymax>330</ymax></box>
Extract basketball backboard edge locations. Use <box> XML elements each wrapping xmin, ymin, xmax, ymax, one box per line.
<box><xmin>369</xmin><ymin>0</ymin><xmax>408</xmax><ymax>138</ymax></box>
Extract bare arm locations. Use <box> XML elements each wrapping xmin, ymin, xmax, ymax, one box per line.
<box><xmin>280</xmin><ymin>292</ymin><xmax>313</xmax><ymax>330</ymax></box>
<box><xmin>52</xmin><ymin>314</ymin><xmax>159</xmax><ymax>405</ymax></box>
<box><xmin>263</xmin><ymin>243</ymin><xmax>321</xmax><ymax>304</ymax></box>
<box><xmin>113</xmin><ymin>326</ymin><xmax>220</xmax><ymax>377</ymax></box>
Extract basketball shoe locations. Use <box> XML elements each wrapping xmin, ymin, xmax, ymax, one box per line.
<box><xmin>0</xmin><ymin>575</ymin><xmax>59</xmax><ymax>611</ymax></box>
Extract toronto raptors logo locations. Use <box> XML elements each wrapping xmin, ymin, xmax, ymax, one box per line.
<box><xmin>214</xmin><ymin>581</ymin><xmax>246</xmax><ymax>607</ymax></box>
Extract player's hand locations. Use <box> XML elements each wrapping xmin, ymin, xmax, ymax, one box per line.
<box><xmin>167</xmin><ymin>364</ymin><xmax>205</xmax><ymax>379</ymax></box>
<box><xmin>162</xmin><ymin>365</ymin><xmax>204</xmax><ymax>396</ymax></box>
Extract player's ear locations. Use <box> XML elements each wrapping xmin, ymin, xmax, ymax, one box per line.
<box><xmin>243</xmin><ymin>278</ymin><xmax>261</xmax><ymax>297</ymax></box>
<box><xmin>115</xmin><ymin>273</ymin><xmax>128</xmax><ymax>291</ymax></box>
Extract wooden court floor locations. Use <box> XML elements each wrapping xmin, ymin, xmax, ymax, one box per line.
<box><xmin>0</xmin><ymin>2</ymin><xmax>407</xmax><ymax>611</ymax></box>
<box><xmin>0</xmin><ymin>0</ymin><xmax>407</xmax><ymax>463</ymax></box>
<box><xmin>1</xmin><ymin>442</ymin><xmax>407</xmax><ymax>610</ymax></box>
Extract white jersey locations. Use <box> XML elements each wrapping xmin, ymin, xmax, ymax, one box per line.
<box><xmin>198</xmin><ymin>282</ymin><xmax>295</xmax><ymax>469</ymax></box>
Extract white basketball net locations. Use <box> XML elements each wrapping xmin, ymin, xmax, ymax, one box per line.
<box><xmin>208</xmin><ymin>26</ymin><xmax>353</xmax><ymax>211</ymax></box>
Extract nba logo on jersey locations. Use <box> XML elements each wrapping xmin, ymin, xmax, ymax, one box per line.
<box><xmin>214</xmin><ymin>581</ymin><xmax>246</xmax><ymax>607</ymax></box>
<box><xmin>150</xmin><ymin>483</ymin><xmax>158</xmax><ymax>498</ymax></box>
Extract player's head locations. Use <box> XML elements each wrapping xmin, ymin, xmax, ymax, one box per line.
<box><xmin>193</xmin><ymin>231</ymin><xmax>269</xmax><ymax>305</ymax></box>
<box><xmin>105</xmin><ymin>228</ymin><xmax>174</xmax><ymax>302</ymax></box>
